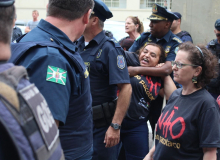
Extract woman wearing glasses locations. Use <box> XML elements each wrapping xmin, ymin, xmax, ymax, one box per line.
<box><xmin>119</xmin><ymin>43</ymin><xmax>176</xmax><ymax>160</ymax></box>
<box><xmin>144</xmin><ymin>42</ymin><xmax>220</xmax><ymax>160</ymax></box>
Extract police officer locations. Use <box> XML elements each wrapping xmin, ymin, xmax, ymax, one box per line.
<box><xmin>128</xmin><ymin>3</ymin><xmax>182</xmax><ymax>80</ymax></box>
<box><xmin>10</xmin><ymin>0</ymin><xmax>95</xmax><ymax>159</ymax></box>
<box><xmin>76</xmin><ymin>0</ymin><xmax>132</xmax><ymax>159</ymax></box>
<box><xmin>0</xmin><ymin>0</ymin><xmax>64</xmax><ymax>159</ymax></box>
<box><xmin>171</xmin><ymin>12</ymin><xmax>193</xmax><ymax>43</ymax></box>
<box><xmin>127</xmin><ymin>3</ymin><xmax>182</xmax><ymax>140</ymax></box>
<box><xmin>207</xmin><ymin>19</ymin><xmax>220</xmax><ymax>99</ymax></box>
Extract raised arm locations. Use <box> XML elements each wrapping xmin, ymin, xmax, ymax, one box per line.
<box><xmin>163</xmin><ymin>75</ymin><xmax>176</xmax><ymax>99</ymax></box>
<box><xmin>128</xmin><ymin>61</ymin><xmax>172</xmax><ymax>77</ymax></box>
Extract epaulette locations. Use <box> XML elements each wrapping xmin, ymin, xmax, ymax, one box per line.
<box><xmin>107</xmin><ymin>38</ymin><xmax>121</xmax><ymax>48</ymax></box>
<box><xmin>172</xmin><ymin>36</ymin><xmax>182</xmax><ymax>43</ymax></box>
<box><xmin>142</xmin><ymin>31</ymin><xmax>151</xmax><ymax>36</ymax></box>
<box><xmin>135</xmin><ymin>32</ymin><xmax>151</xmax><ymax>41</ymax></box>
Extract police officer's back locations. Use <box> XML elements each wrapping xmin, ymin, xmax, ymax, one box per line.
<box><xmin>207</xmin><ymin>19</ymin><xmax>220</xmax><ymax>99</ymax></box>
<box><xmin>9</xmin><ymin>0</ymin><xmax>95</xmax><ymax>159</ymax></box>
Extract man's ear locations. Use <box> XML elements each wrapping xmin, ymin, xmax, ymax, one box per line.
<box><xmin>83</xmin><ymin>9</ymin><xmax>92</xmax><ymax>24</ymax></box>
<box><xmin>165</xmin><ymin>21</ymin><xmax>171</xmax><ymax>29</ymax></box>
<box><xmin>91</xmin><ymin>17</ymin><xmax>99</xmax><ymax>25</ymax></box>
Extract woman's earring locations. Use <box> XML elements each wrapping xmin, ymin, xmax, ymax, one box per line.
<box><xmin>192</xmin><ymin>76</ymin><xmax>197</xmax><ymax>83</ymax></box>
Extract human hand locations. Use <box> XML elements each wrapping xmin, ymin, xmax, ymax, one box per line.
<box><xmin>143</xmin><ymin>153</ymin><xmax>153</xmax><ymax>160</ymax></box>
<box><xmin>155</xmin><ymin>63</ymin><xmax>165</xmax><ymax>68</ymax></box>
<box><xmin>128</xmin><ymin>66</ymin><xmax>137</xmax><ymax>77</ymax></box>
<box><xmin>104</xmin><ymin>126</ymin><xmax>120</xmax><ymax>148</ymax></box>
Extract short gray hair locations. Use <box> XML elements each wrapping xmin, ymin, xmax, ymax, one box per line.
<box><xmin>98</xmin><ymin>19</ymin><xmax>104</xmax><ymax>29</ymax></box>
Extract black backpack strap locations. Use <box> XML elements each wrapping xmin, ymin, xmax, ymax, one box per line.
<box><xmin>176</xmin><ymin>31</ymin><xmax>192</xmax><ymax>38</ymax></box>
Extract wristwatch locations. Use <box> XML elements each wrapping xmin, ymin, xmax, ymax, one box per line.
<box><xmin>110</xmin><ymin>123</ymin><xmax>121</xmax><ymax>130</ymax></box>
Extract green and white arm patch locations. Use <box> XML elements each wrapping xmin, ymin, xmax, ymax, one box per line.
<box><xmin>46</xmin><ymin>65</ymin><xmax>67</xmax><ymax>85</ymax></box>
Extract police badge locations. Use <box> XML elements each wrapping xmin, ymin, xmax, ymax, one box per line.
<box><xmin>152</xmin><ymin>4</ymin><xmax>157</xmax><ymax>13</ymax></box>
<box><xmin>117</xmin><ymin>55</ymin><xmax>125</xmax><ymax>69</ymax></box>
<box><xmin>175</xmin><ymin>47</ymin><xmax>179</xmax><ymax>54</ymax></box>
<box><xmin>165</xmin><ymin>46</ymin><xmax>171</xmax><ymax>53</ymax></box>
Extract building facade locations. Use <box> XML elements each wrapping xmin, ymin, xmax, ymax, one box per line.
<box><xmin>15</xmin><ymin>0</ymin><xmax>171</xmax><ymax>23</ymax></box>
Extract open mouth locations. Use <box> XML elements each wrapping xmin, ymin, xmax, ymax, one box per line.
<box><xmin>144</xmin><ymin>58</ymin><xmax>149</xmax><ymax>62</ymax></box>
<box><xmin>141</xmin><ymin>58</ymin><xmax>149</xmax><ymax>64</ymax></box>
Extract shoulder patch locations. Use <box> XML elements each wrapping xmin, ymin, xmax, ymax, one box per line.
<box><xmin>175</xmin><ymin>47</ymin><xmax>179</xmax><ymax>54</ymax></box>
<box><xmin>165</xmin><ymin>46</ymin><xmax>171</xmax><ymax>53</ymax></box>
<box><xmin>173</xmin><ymin>37</ymin><xmax>182</xmax><ymax>43</ymax></box>
<box><xmin>117</xmin><ymin>55</ymin><xmax>125</xmax><ymax>69</ymax></box>
<box><xmin>46</xmin><ymin>65</ymin><xmax>67</xmax><ymax>85</ymax></box>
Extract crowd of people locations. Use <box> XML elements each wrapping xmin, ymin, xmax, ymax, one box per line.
<box><xmin>1</xmin><ymin>0</ymin><xmax>220</xmax><ymax>160</ymax></box>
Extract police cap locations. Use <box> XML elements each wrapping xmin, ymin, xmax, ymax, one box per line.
<box><xmin>93</xmin><ymin>0</ymin><xmax>113</xmax><ymax>22</ymax></box>
<box><xmin>148</xmin><ymin>3</ymin><xmax>178</xmax><ymax>21</ymax></box>
<box><xmin>0</xmin><ymin>0</ymin><xmax>14</xmax><ymax>7</ymax></box>
<box><xmin>173</xmin><ymin>12</ymin><xmax>182</xmax><ymax>20</ymax></box>
<box><xmin>215</xmin><ymin>19</ymin><xmax>220</xmax><ymax>31</ymax></box>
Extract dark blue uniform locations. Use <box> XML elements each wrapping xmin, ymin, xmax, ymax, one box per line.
<box><xmin>77</xmin><ymin>30</ymin><xmax>130</xmax><ymax>160</ymax></box>
<box><xmin>176</xmin><ymin>31</ymin><xmax>193</xmax><ymax>43</ymax></box>
<box><xmin>77</xmin><ymin>31</ymin><xmax>130</xmax><ymax>106</ymax></box>
<box><xmin>129</xmin><ymin>30</ymin><xmax>182</xmax><ymax>62</ymax></box>
<box><xmin>15</xmin><ymin>19</ymin><xmax>93</xmax><ymax>159</ymax></box>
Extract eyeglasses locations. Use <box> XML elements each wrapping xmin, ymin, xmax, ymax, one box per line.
<box><xmin>171</xmin><ymin>61</ymin><xmax>199</xmax><ymax>69</ymax></box>
<box><xmin>216</xmin><ymin>33</ymin><xmax>220</xmax><ymax>37</ymax></box>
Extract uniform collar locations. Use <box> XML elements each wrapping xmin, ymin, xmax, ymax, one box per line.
<box><xmin>37</xmin><ymin>19</ymin><xmax>76</xmax><ymax>52</ymax></box>
<box><xmin>150</xmin><ymin>30</ymin><xmax>172</xmax><ymax>42</ymax></box>
<box><xmin>76</xmin><ymin>30</ymin><xmax>105</xmax><ymax>49</ymax></box>
<box><xmin>92</xmin><ymin>31</ymin><xmax>106</xmax><ymax>45</ymax></box>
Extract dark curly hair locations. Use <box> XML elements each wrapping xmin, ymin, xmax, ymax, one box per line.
<box><xmin>137</xmin><ymin>42</ymin><xmax>166</xmax><ymax>64</ymax></box>
<box><xmin>178</xmin><ymin>42</ymin><xmax>218</xmax><ymax>88</ymax></box>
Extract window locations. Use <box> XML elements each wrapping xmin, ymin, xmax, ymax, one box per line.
<box><xmin>140</xmin><ymin>0</ymin><xmax>172</xmax><ymax>9</ymax></box>
<box><xmin>102</xmin><ymin>0</ymin><xmax>126</xmax><ymax>8</ymax></box>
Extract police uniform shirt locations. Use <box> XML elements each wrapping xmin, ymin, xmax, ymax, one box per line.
<box><xmin>77</xmin><ymin>31</ymin><xmax>130</xmax><ymax>106</ymax></box>
<box><xmin>128</xmin><ymin>30</ymin><xmax>182</xmax><ymax>62</ymax></box>
<box><xmin>17</xmin><ymin>19</ymin><xmax>93</xmax><ymax>159</ymax></box>
<box><xmin>154</xmin><ymin>88</ymin><xmax>220</xmax><ymax>160</ymax></box>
